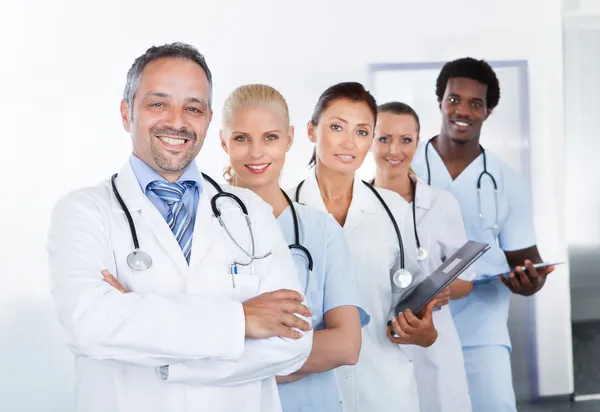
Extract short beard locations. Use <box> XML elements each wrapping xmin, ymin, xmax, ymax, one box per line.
<box><xmin>150</xmin><ymin>142</ymin><xmax>195</xmax><ymax>172</ymax></box>
<box><xmin>150</xmin><ymin>126</ymin><xmax>197</xmax><ymax>172</ymax></box>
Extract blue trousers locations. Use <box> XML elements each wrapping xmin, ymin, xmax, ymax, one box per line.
<box><xmin>463</xmin><ymin>345</ymin><xmax>517</xmax><ymax>412</ymax></box>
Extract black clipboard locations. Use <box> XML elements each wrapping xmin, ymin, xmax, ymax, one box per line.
<box><xmin>394</xmin><ymin>240</ymin><xmax>490</xmax><ymax>315</ymax></box>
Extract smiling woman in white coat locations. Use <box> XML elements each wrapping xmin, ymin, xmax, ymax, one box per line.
<box><xmin>46</xmin><ymin>43</ymin><xmax>313</xmax><ymax>412</ymax></box>
<box><xmin>291</xmin><ymin>82</ymin><xmax>438</xmax><ymax>412</ymax></box>
<box><xmin>371</xmin><ymin>102</ymin><xmax>475</xmax><ymax>412</ymax></box>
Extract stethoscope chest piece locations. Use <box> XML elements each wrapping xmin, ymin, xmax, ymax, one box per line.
<box><xmin>416</xmin><ymin>247</ymin><xmax>429</xmax><ymax>261</ymax></box>
<box><xmin>393</xmin><ymin>268</ymin><xmax>413</xmax><ymax>289</ymax></box>
<box><xmin>111</xmin><ymin>173</ymin><xmax>153</xmax><ymax>272</ymax></box>
<box><xmin>127</xmin><ymin>249</ymin><xmax>153</xmax><ymax>271</ymax></box>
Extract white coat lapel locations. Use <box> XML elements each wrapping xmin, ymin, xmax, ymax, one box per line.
<box><xmin>113</xmin><ymin>162</ymin><xmax>189</xmax><ymax>275</ymax></box>
<box><xmin>188</xmin><ymin>182</ymin><xmax>221</xmax><ymax>275</ymax></box>
<box><xmin>111</xmin><ymin>162</ymin><xmax>145</xmax><ymax>213</ymax></box>
<box><xmin>295</xmin><ymin>168</ymin><xmax>327</xmax><ymax>212</ymax></box>
<box><xmin>296</xmin><ymin>169</ymin><xmax>374</xmax><ymax>233</ymax></box>
<box><xmin>413</xmin><ymin>178</ymin><xmax>433</xmax><ymax>225</ymax></box>
<box><xmin>426</xmin><ymin>144</ymin><xmax>454</xmax><ymax>190</ymax></box>
<box><xmin>343</xmin><ymin>177</ymin><xmax>376</xmax><ymax>234</ymax></box>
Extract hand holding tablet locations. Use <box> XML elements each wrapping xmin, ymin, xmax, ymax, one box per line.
<box><xmin>496</xmin><ymin>262</ymin><xmax>564</xmax><ymax>278</ymax></box>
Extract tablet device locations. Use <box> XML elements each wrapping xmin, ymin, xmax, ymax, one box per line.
<box><xmin>393</xmin><ymin>240</ymin><xmax>490</xmax><ymax>316</ymax></box>
<box><xmin>496</xmin><ymin>262</ymin><xmax>565</xmax><ymax>278</ymax></box>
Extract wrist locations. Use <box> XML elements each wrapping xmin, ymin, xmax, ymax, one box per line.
<box><xmin>420</xmin><ymin>329</ymin><xmax>438</xmax><ymax>347</ymax></box>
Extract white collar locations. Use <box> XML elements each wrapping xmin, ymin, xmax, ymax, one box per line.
<box><xmin>413</xmin><ymin>176</ymin><xmax>433</xmax><ymax>211</ymax></box>
<box><xmin>297</xmin><ymin>168</ymin><xmax>380</xmax><ymax>215</ymax></box>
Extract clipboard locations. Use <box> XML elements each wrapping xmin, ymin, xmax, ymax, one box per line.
<box><xmin>394</xmin><ymin>240</ymin><xmax>490</xmax><ymax>315</ymax></box>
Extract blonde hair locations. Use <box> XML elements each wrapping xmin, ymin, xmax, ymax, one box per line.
<box><xmin>377</xmin><ymin>101</ymin><xmax>420</xmax><ymax>179</ymax></box>
<box><xmin>222</xmin><ymin>84</ymin><xmax>290</xmax><ymax>185</ymax></box>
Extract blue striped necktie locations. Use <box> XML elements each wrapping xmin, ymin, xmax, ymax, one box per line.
<box><xmin>148</xmin><ymin>180</ymin><xmax>196</xmax><ymax>263</ymax></box>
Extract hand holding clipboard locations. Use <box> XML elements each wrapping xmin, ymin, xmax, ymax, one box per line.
<box><xmin>387</xmin><ymin>300</ymin><xmax>438</xmax><ymax>348</ymax></box>
<box><xmin>387</xmin><ymin>241</ymin><xmax>490</xmax><ymax>347</ymax></box>
<box><xmin>393</xmin><ymin>241</ymin><xmax>490</xmax><ymax>315</ymax></box>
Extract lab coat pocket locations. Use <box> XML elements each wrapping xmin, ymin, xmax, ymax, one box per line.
<box><xmin>232</xmin><ymin>274</ymin><xmax>261</xmax><ymax>302</ymax></box>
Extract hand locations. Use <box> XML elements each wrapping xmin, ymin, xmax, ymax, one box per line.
<box><xmin>276</xmin><ymin>373</ymin><xmax>306</xmax><ymax>384</ymax></box>
<box><xmin>387</xmin><ymin>300</ymin><xmax>438</xmax><ymax>347</ymax></box>
<box><xmin>242</xmin><ymin>289</ymin><xmax>312</xmax><ymax>340</ymax></box>
<box><xmin>102</xmin><ymin>270</ymin><xmax>129</xmax><ymax>293</ymax></box>
<box><xmin>434</xmin><ymin>286</ymin><xmax>450</xmax><ymax>307</ymax></box>
<box><xmin>499</xmin><ymin>260</ymin><xmax>554</xmax><ymax>296</ymax></box>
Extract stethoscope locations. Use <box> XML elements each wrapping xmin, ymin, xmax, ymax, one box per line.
<box><xmin>425</xmin><ymin>137</ymin><xmax>499</xmax><ymax>232</ymax></box>
<box><xmin>281</xmin><ymin>190</ymin><xmax>314</xmax><ymax>294</ymax></box>
<box><xmin>295</xmin><ymin>179</ymin><xmax>414</xmax><ymax>289</ymax></box>
<box><xmin>111</xmin><ymin>172</ymin><xmax>272</xmax><ymax>272</ymax></box>
<box><xmin>409</xmin><ymin>178</ymin><xmax>429</xmax><ymax>261</ymax></box>
<box><xmin>369</xmin><ymin>177</ymin><xmax>429</xmax><ymax>262</ymax></box>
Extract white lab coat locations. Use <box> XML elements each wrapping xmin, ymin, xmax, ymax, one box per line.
<box><xmin>291</xmin><ymin>169</ymin><xmax>422</xmax><ymax>412</ymax></box>
<box><xmin>401</xmin><ymin>179</ymin><xmax>474</xmax><ymax>412</ymax></box>
<box><xmin>47</xmin><ymin>161</ymin><xmax>313</xmax><ymax>412</ymax></box>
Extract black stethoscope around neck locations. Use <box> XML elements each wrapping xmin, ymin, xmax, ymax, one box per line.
<box><xmin>111</xmin><ymin>172</ymin><xmax>275</xmax><ymax>272</ymax></box>
<box><xmin>281</xmin><ymin>190</ymin><xmax>314</xmax><ymax>293</ymax></box>
<box><xmin>295</xmin><ymin>178</ymin><xmax>418</xmax><ymax>289</ymax></box>
<box><xmin>369</xmin><ymin>176</ymin><xmax>429</xmax><ymax>262</ymax></box>
<box><xmin>409</xmin><ymin>178</ymin><xmax>429</xmax><ymax>261</ymax></box>
<box><xmin>424</xmin><ymin>136</ymin><xmax>499</xmax><ymax>231</ymax></box>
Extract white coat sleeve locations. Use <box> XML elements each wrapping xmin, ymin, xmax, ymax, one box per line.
<box><xmin>47</xmin><ymin>189</ymin><xmax>245</xmax><ymax>367</ymax></box>
<box><xmin>439</xmin><ymin>192</ymin><xmax>476</xmax><ymax>281</ymax></box>
<box><xmin>164</xmin><ymin>194</ymin><xmax>313</xmax><ymax>387</ymax></box>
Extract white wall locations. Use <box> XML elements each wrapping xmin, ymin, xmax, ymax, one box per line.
<box><xmin>0</xmin><ymin>0</ymin><xmax>570</xmax><ymax>410</ymax></box>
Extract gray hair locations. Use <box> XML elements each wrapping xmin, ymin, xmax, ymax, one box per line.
<box><xmin>123</xmin><ymin>42</ymin><xmax>213</xmax><ymax>119</ymax></box>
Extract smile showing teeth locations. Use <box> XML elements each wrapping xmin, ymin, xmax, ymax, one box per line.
<box><xmin>387</xmin><ymin>159</ymin><xmax>403</xmax><ymax>165</ymax></box>
<box><xmin>246</xmin><ymin>164</ymin><xmax>269</xmax><ymax>170</ymax></box>
<box><xmin>336</xmin><ymin>154</ymin><xmax>355</xmax><ymax>161</ymax></box>
<box><xmin>158</xmin><ymin>136</ymin><xmax>187</xmax><ymax>145</ymax></box>
<box><xmin>454</xmin><ymin>121</ymin><xmax>470</xmax><ymax>127</ymax></box>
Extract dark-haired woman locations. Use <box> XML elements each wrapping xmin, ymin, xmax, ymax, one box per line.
<box><xmin>291</xmin><ymin>82</ymin><xmax>438</xmax><ymax>412</ymax></box>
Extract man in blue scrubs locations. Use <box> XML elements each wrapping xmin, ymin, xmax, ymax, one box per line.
<box><xmin>411</xmin><ymin>57</ymin><xmax>555</xmax><ymax>412</ymax></box>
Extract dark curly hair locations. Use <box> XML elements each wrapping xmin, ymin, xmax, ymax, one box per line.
<box><xmin>436</xmin><ymin>57</ymin><xmax>500</xmax><ymax>110</ymax></box>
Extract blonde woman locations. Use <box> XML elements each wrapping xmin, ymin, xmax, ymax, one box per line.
<box><xmin>219</xmin><ymin>84</ymin><xmax>369</xmax><ymax>412</ymax></box>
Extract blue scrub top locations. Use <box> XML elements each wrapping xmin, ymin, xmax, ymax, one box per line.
<box><xmin>412</xmin><ymin>142</ymin><xmax>536</xmax><ymax>349</ymax></box>
<box><xmin>276</xmin><ymin>202</ymin><xmax>369</xmax><ymax>412</ymax></box>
